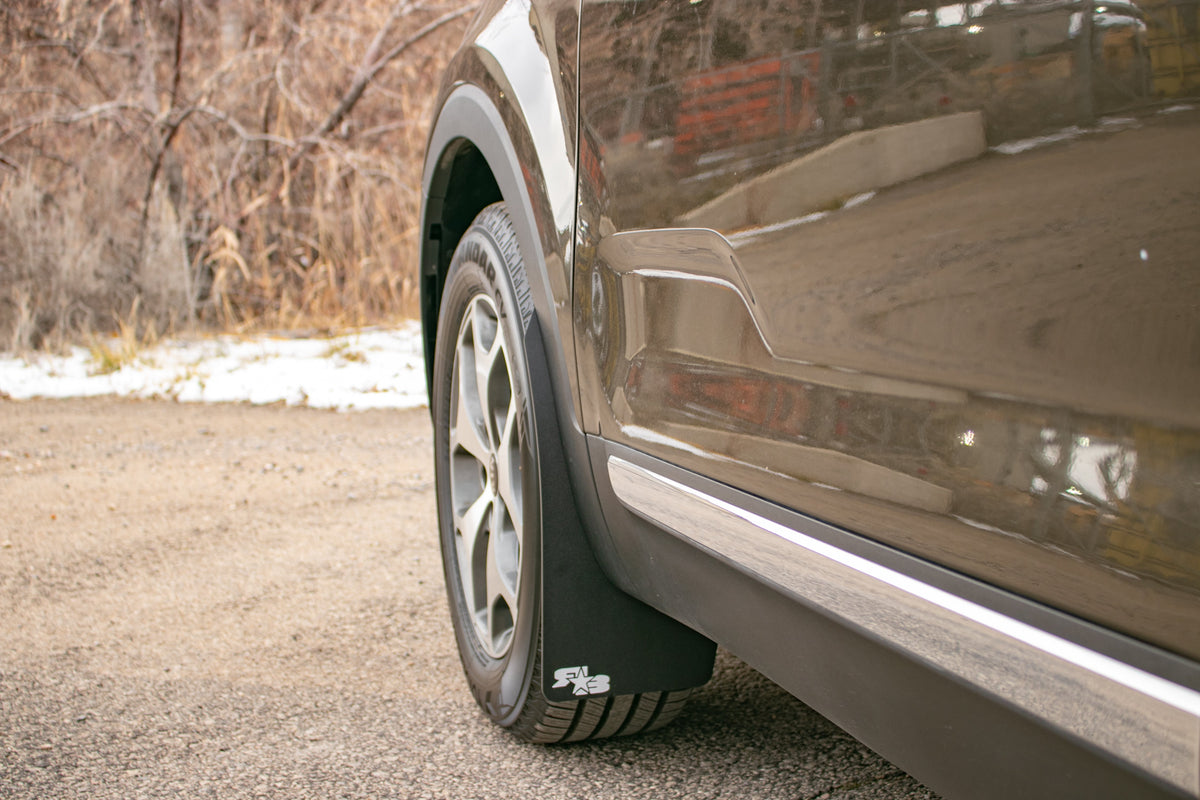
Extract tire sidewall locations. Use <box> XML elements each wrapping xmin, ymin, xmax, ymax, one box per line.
<box><xmin>431</xmin><ymin>205</ymin><xmax>541</xmax><ymax>729</ymax></box>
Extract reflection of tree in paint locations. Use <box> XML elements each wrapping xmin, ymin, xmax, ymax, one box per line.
<box><xmin>1031</xmin><ymin>432</ymin><xmax>1137</xmax><ymax>503</ymax></box>
<box><xmin>1032</xmin><ymin>432</ymin><xmax>1125</xmax><ymax>502</ymax></box>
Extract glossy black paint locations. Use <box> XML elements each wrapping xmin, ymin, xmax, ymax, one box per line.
<box><xmin>421</xmin><ymin>0</ymin><xmax>1200</xmax><ymax>796</ymax></box>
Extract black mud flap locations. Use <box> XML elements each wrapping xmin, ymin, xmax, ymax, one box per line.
<box><xmin>523</xmin><ymin>317</ymin><xmax>716</xmax><ymax>704</ymax></box>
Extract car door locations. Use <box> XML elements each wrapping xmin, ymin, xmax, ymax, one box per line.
<box><xmin>573</xmin><ymin>0</ymin><xmax>1200</xmax><ymax>667</ymax></box>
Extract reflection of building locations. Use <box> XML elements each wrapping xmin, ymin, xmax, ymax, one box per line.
<box><xmin>583</xmin><ymin>0</ymin><xmax>1174</xmax><ymax>175</ymax></box>
<box><xmin>1105</xmin><ymin>425</ymin><xmax>1200</xmax><ymax>588</ymax></box>
<box><xmin>1142</xmin><ymin>0</ymin><xmax>1200</xmax><ymax>95</ymax></box>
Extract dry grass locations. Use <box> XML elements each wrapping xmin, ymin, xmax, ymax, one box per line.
<box><xmin>0</xmin><ymin>0</ymin><xmax>471</xmax><ymax>351</ymax></box>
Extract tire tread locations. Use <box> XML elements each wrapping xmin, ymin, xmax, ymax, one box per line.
<box><xmin>508</xmin><ymin>634</ymin><xmax>693</xmax><ymax>744</ymax></box>
<box><xmin>438</xmin><ymin>202</ymin><xmax>698</xmax><ymax>747</ymax></box>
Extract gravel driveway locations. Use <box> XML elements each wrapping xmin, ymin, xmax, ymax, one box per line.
<box><xmin>0</xmin><ymin>398</ymin><xmax>939</xmax><ymax>799</ymax></box>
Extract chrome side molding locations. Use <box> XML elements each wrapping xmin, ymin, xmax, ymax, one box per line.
<box><xmin>608</xmin><ymin>455</ymin><xmax>1200</xmax><ymax>797</ymax></box>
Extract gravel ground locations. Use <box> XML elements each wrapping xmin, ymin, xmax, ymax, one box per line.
<box><xmin>0</xmin><ymin>398</ymin><xmax>940</xmax><ymax>800</ymax></box>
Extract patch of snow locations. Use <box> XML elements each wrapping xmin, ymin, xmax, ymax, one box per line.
<box><xmin>0</xmin><ymin>323</ymin><xmax>428</xmax><ymax>411</ymax></box>
<box><xmin>992</xmin><ymin>117</ymin><xmax>1142</xmax><ymax>155</ymax></box>
<box><xmin>728</xmin><ymin>211</ymin><xmax>830</xmax><ymax>247</ymax></box>
<box><xmin>841</xmin><ymin>191</ymin><xmax>877</xmax><ymax>210</ymax></box>
<box><xmin>993</xmin><ymin>126</ymin><xmax>1086</xmax><ymax>155</ymax></box>
<box><xmin>728</xmin><ymin>191</ymin><xmax>879</xmax><ymax>248</ymax></box>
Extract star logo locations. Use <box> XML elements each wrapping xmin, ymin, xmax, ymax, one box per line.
<box><xmin>552</xmin><ymin>666</ymin><xmax>612</xmax><ymax>696</ymax></box>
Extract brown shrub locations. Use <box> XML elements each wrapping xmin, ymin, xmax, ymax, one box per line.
<box><xmin>0</xmin><ymin>0</ymin><xmax>471</xmax><ymax>350</ymax></box>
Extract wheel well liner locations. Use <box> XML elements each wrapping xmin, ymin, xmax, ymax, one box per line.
<box><xmin>421</xmin><ymin>138</ymin><xmax>502</xmax><ymax>402</ymax></box>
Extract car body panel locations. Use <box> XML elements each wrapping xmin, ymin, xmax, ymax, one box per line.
<box><xmin>573</xmin><ymin>0</ymin><xmax>1200</xmax><ymax>664</ymax></box>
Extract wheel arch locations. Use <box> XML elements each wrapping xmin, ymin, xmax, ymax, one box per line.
<box><xmin>420</xmin><ymin>89</ymin><xmax>520</xmax><ymax>409</ymax></box>
<box><xmin>422</xmin><ymin>82</ymin><xmax>715</xmax><ymax>705</ymax></box>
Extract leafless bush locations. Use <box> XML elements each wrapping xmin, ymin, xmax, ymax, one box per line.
<box><xmin>0</xmin><ymin>0</ymin><xmax>473</xmax><ymax>350</ymax></box>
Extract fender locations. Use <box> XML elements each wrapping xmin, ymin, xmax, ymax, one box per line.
<box><xmin>420</xmin><ymin>1</ymin><xmax>715</xmax><ymax>703</ymax></box>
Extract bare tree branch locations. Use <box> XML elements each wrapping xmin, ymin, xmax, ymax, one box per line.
<box><xmin>188</xmin><ymin>106</ymin><xmax>299</xmax><ymax>147</ymax></box>
<box><xmin>286</xmin><ymin>3</ymin><xmax>477</xmax><ymax>172</ymax></box>
<box><xmin>1</xmin><ymin>0</ymin><xmax>472</xmax><ymax>345</ymax></box>
<box><xmin>0</xmin><ymin>102</ymin><xmax>153</xmax><ymax>149</ymax></box>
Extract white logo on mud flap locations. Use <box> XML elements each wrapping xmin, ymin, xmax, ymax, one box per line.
<box><xmin>552</xmin><ymin>666</ymin><xmax>611</xmax><ymax>696</ymax></box>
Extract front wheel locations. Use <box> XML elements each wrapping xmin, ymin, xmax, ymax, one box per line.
<box><xmin>431</xmin><ymin>203</ymin><xmax>692</xmax><ymax>742</ymax></box>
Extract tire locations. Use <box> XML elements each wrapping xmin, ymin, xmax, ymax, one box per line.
<box><xmin>431</xmin><ymin>202</ymin><xmax>692</xmax><ymax>742</ymax></box>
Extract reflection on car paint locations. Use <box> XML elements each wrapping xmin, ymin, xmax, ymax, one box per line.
<box><xmin>576</xmin><ymin>0</ymin><xmax>1200</xmax><ymax>659</ymax></box>
<box><xmin>608</xmin><ymin>454</ymin><xmax>1200</xmax><ymax>797</ymax></box>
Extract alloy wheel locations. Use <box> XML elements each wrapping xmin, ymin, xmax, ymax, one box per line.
<box><xmin>448</xmin><ymin>294</ymin><xmax>525</xmax><ymax>660</ymax></box>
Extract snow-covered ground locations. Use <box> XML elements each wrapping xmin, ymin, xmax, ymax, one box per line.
<box><xmin>992</xmin><ymin>105</ymin><xmax>1194</xmax><ymax>155</ymax></box>
<box><xmin>0</xmin><ymin>323</ymin><xmax>428</xmax><ymax>411</ymax></box>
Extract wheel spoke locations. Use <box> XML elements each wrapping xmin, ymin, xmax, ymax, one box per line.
<box><xmin>473</xmin><ymin>306</ymin><xmax>503</xmax><ymax>451</ymax></box>
<box><xmin>495</xmin><ymin>399</ymin><xmax>523</xmax><ymax>533</ymax></box>
<box><xmin>454</xmin><ymin>489</ymin><xmax>491</xmax><ymax>619</ymax></box>
<box><xmin>450</xmin><ymin>304</ymin><xmax>491</xmax><ymax>464</ymax></box>
<box><xmin>486</xmin><ymin>503</ymin><xmax>519</xmax><ymax>652</ymax></box>
<box><xmin>451</xmin><ymin>364</ymin><xmax>490</xmax><ymax>465</ymax></box>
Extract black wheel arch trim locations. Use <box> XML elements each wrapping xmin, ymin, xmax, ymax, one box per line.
<box><xmin>421</xmin><ymin>83</ymin><xmax>563</xmax><ymax>413</ymax></box>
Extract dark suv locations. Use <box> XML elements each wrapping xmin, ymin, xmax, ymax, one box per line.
<box><xmin>419</xmin><ymin>1</ymin><xmax>1200</xmax><ymax>798</ymax></box>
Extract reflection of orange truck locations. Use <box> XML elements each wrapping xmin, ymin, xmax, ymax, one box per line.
<box><xmin>673</xmin><ymin>53</ymin><xmax>821</xmax><ymax>162</ymax></box>
<box><xmin>668</xmin><ymin>0</ymin><xmax>1196</xmax><ymax>164</ymax></box>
